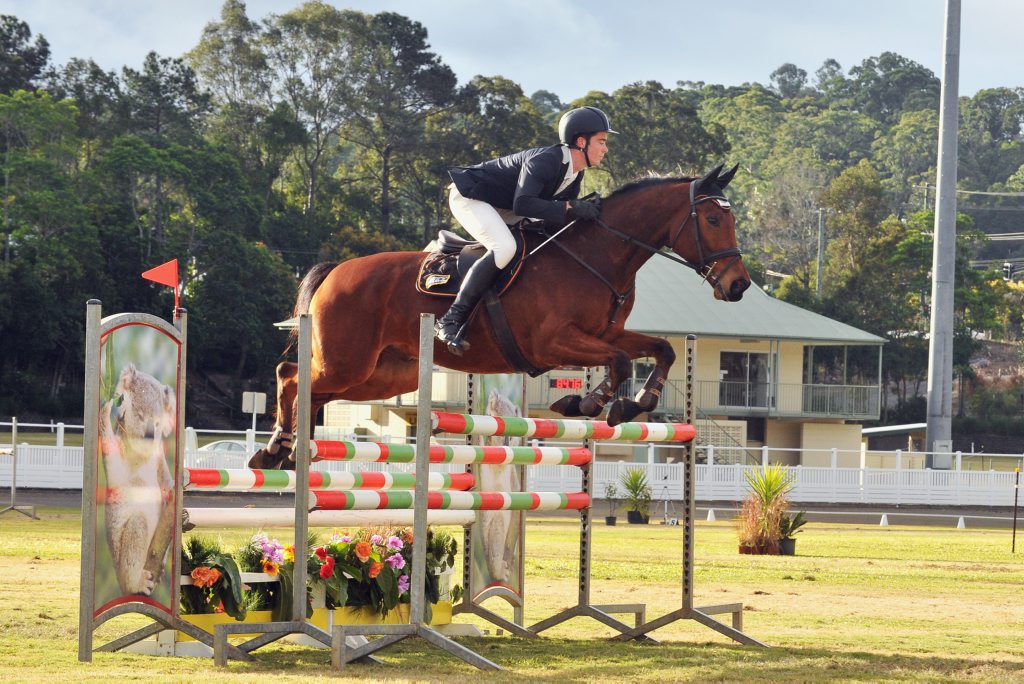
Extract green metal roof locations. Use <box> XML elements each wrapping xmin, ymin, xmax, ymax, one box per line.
<box><xmin>626</xmin><ymin>257</ymin><xmax>885</xmax><ymax>345</ymax></box>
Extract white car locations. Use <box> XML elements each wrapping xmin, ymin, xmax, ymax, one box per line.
<box><xmin>194</xmin><ymin>439</ymin><xmax>250</xmax><ymax>468</ymax></box>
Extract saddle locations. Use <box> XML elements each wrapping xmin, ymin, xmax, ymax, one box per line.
<box><xmin>416</xmin><ymin>222</ymin><xmax>552</xmax><ymax>377</ymax></box>
<box><xmin>416</xmin><ymin>226</ymin><xmax>531</xmax><ymax>298</ymax></box>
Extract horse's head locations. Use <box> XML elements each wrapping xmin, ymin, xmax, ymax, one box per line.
<box><xmin>673</xmin><ymin>164</ymin><xmax>751</xmax><ymax>301</ymax></box>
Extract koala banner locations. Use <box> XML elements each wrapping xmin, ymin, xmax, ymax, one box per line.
<box><xmin>468</xmin><ymin>374</ymin><xmax>526</xmax><ymax>603</ymax></box>
<box><xmin>93</xmin><ymin>321</ymin><xmax>180</xmax><ymax>616</ymax></box>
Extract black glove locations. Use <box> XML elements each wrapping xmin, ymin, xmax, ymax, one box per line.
<box><xmin>568</xmin><ymin>196</ymin><xmax>601</xmax><ymax>221</ymax></box>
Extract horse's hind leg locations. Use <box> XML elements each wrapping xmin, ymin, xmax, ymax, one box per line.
<box><xmin>248</xmin><ymin>361</ymin><xmax>298</xmax><ymax>469</ymax></box>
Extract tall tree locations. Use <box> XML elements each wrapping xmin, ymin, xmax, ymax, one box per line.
<box><xmin>338</xmin><ymin>11</ymin><xmax>456</xmax><ymax>235</ymax></box>
<box><xmin>262</xmin><ymin>1</ymin><xmax>359</xmax><ymax>219</ymax></box>
<box><xmin>0</xmin><ymin>15</ymin><xmax>50</xmax><ymax>94</ymax></box>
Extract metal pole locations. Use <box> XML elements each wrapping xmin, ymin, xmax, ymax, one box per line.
<box><xmin>292</xmin><ymin>314</ymin><xmax>311</xmax><ymax>621</ymax></box>
<box><xmin>409</xmin><ymin>313</ymin><xmax>434</xmax><ymax>625</ymax></box>
<box><xmin>79</xmin><ymin>300</ymin><xmax>102</xmax><ymax>662</ymax></box>
<box><xmin>815</xmin><ymin>208</ymin><xmax>825</xmax><ymax>297</ymax></box>
<box><xmin>924</xmin><ymin>0</ymin><xmax>960</xmax><ymax>464</ymax></box>
<box><xmin>1013</xmin><ymin>469</ymin><xmax>1020</xmax><ymax>554</ymax></box>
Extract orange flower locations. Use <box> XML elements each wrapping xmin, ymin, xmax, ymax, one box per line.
<box><xmin>190</xmin><ymin>566</ymin><xmax>221</xmax><ymax>588</ymax></box>
<box><xmin>261</xmin><ymin>559</ymin><xmax>280</xmax><ymax>577</ymax></box>
<box><xmin>355</xmin><ymin>541</ymin><xmax>372</xmax><ymax>562</ymax></box>
<box><xmin>368</xmin><ymin>561</ymin><xmax>383</xmax><ymax>579</ymax></box>
<box><xmin>284</xmin><ymin>545</ymin><xmax>295</xmax><ymax>563</ymax></box>
<box><xmin>402</xmin><ymin>529</ymin><xmax>414</xmax><ymax>544</ymax></box>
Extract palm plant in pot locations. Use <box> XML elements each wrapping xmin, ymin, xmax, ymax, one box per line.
<box><xmin>619</xmin><ymin>468</ymin><xmax>652</xmax><ymax>524</ymax></box>
<box><xmin>603</xmin><ymin>482</ymin><xmax>620</xmax><ymax>525</ymax></box>
<box><xmin>736</xmin><ymin>463</ymin><xmax>794</xmax><ymax>554</ymax></box>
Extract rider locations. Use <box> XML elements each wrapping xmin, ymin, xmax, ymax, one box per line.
<box><xmin>436</xmin><ymin>106</ymin><xmax>617</xmax><ymax>355</ymax></box>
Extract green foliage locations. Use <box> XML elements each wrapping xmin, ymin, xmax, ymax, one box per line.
<box><xmin>180</xmin><ymin>535</ymin><xmax>247</xmax><ymax>619</ymax></box>
<box><xmin>618</xmin><ymin>468</ymin><xmax>652</xmax><ymax>517</ymax></box>
<box><xmin>738</xmin><ymin>464</ymin><xmax>795</xmax><ymax>547</ymax></box>
<box><xmin>780</xmin><ymin>510</ymin><xmax>807</xmax><ymax>539</ymax></box>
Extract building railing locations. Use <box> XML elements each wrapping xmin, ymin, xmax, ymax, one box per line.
<box><xmin>325</xmin><ymin>371</ymin><xmax>881</xmax><ymax>421</ymax></box>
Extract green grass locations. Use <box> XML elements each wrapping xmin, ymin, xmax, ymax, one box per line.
<box><xmin>1</xmin><ymin>508</ymin><xmax>1022</xmax><ymax>682</ymax></box>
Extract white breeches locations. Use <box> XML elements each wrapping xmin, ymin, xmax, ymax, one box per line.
<box><xmin>448</xmin><ymin>185</ymin><xmax>518</xmax><ymax>269</ymax></box>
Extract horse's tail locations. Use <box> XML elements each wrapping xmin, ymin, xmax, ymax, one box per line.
<box><xmin>282</xmin><ymin>262</ymin><xmax>336</xmax><ymax>357</ymax></box>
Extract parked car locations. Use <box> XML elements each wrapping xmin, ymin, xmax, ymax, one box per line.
<box><xmin>194</xmin><ymin>439</ymin><xmax>250</xmax><ymax>468</ymax></box>
<box><xmin>198</xmin><ymin>439</ymin><xmax>248</xmax><ymax>453</ymax></box>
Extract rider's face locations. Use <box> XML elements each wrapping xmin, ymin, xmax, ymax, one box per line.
<box><xmin>585</xmin><ymin>132</ymin><xmax>609</xmax><ymax>167</ymax></box>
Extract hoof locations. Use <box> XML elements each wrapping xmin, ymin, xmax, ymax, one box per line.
<box><xmin>248</xmin><ymin>447</ymin><xmax>292</xmax><ymax>470</ymax></box>
<box><xmin>607</xmin><ymin>398</ymin><xmax>644</xmax><ymax>426</ymax></box>
<box><xmin>549</xmin><ymin>394</ymin><xmax>584</xmax><ymax>417</ymax></box>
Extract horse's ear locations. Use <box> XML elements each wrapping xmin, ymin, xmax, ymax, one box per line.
<box><xmin>717</xmin><ymin>164</ymin><xmax>739</xmax><ymax>189</ymax></box>
<box><xmin>695</xmin><ymin>164</ymin><xmax>724</xmax><ymax>194</ymax></box>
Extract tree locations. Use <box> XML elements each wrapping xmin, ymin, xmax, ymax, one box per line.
<box><xmin>769</xmin><ymin>63</ymin><xmax>808</xmax><ymax>99</ymax></box>
<box><xmin>530</xmin><ymin>89</ymin><xmax>564</xmax><ymax>126</ymax></box>
<box><xmin>262</xmin><ymin>1</ymin><xmax>360</xmax><ymax>219</ymax></box>
<box><xmin>46</xmin><ymin>58</ymin><xmax>121</xmax><ymax>168</ymax></box>
<box><xmin>871</xmin><ymin>109</ymin><xmax>938</xmax><ymax>214</ymax></box>
<box><xmin>0</xmin><ymin>15</ymin><xmax>50</xmax><ymax>94</ymax></box>
<box><xmin>819</xmin><ymin>160</ymin><xmax>887</xmax><ymax>278</ymax></box>
<box><xmin>843</xmin><ymin>52</ymin><xmax>939</xmax><ymax>124</ymax></box>
<box><xmin>338</xmin><ymin>11</ymin><xmax>457</xmax><ymax>235</ymax></box>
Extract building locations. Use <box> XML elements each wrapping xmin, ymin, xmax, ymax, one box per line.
<box><xmin>323</xmin><ymin>257</ymin><xmax>885</xmax><ymax>465</ymax></box>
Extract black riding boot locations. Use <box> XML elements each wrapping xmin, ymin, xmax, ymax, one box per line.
<box><xmin>435</xmin><ymin>251</ymin><xmax>501</xmax><ymax>355</ymax></box>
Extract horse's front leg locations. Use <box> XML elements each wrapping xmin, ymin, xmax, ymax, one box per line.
<box><xmin>604</xmin><ymin>333</ymin><xmax>676</xmax><ymax>426</ymax></box>
<box><xmin>552</xmin><ymin>348</ymin><xmax>630</xmax><ymax>421</ymax></box>
<box><xmin>248</xmin><ymin>361</ymin><xmax>297</xmax><ymax>470</ymax></box>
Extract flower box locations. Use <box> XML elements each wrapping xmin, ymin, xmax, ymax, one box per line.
<box><xmin>178</xmin><ymin>601</ymin><xmax>452</xmax><ymax>642</ymax></box>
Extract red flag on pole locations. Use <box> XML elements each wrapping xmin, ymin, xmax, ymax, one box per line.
<box><xmin>141</xmin><ymin>259</ymin><xmax>179</xmax><ymax>311</ymax></box>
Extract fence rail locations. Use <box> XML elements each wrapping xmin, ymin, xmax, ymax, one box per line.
<box><xmin>3</xmin><ymin>441</ymin><xmax>1020</xmax><ymax>507</ymax></box>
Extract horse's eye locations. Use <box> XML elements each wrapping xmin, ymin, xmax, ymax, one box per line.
<box><xmin>707</xmin><ymin>214</ymin><xmax>720</xmax><ymax>226</ymax></box>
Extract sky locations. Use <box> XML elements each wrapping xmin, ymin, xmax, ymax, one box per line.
<box><xmin>3</xmin><ymin>1</ymin><xmax>1023</xmax><ymax>102</ymax></box>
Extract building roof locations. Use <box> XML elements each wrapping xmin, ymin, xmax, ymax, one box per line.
<box><xmin>626</xmin><ymin>257</ymin><xmax>885</xmax><ymax>345</ymax></box>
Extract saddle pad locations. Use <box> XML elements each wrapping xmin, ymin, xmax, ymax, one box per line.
<box><xmin>416</xmin><ymin>229</ymin><xmax>530</xmax><ymax>298</ymax></box>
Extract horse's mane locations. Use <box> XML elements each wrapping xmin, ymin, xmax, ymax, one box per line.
<box><xmin>605</xmin><ymin>174</ymin><xmax>697</xmax><ymax>201</ymax></box>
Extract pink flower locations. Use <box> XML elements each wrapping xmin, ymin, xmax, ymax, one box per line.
<box><xmin>397</xmin><ymin>574</ymin><xmax>410</xmax><ymax>594</ymax></box>
<box><xmin>385</xmin><ymin>553</ymin><xmax>405</xmax><ymax>570</ymax></box>
<box><xmin>386</xmin><ymin>536</ymin><xmax>403</xmax><ymax>551</ymax></box>
<box><xmin>370</xmin><ymin>534</ymin><xmax>383</xmax><ymax>546</ymax></box>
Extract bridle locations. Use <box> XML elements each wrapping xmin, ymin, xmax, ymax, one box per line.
<box><xmin>535</xmin><ymin>179</ymin><xmax>744</xmax><ymax>331</ymax></box>
<box><xmin>664</xmin><ymin>180</ymin><xmax>744</xmax><ymax>299</ymax></box>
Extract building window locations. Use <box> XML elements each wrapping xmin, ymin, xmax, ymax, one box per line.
<box><xmin>719</xmin><ymin>351</ymin><xmax>770</xmax><ymax>408</ymax></box>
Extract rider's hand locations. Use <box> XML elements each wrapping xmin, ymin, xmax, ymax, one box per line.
<box><xmin>568</xmin><ymin>196</ymin><xmax>601</xmax><ymax>221</ymax></box>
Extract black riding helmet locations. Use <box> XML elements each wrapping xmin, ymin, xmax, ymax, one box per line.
<box><xmin>558</xmin><ymin>106</ymin><xmax>618</xmax><ymax>168</ymax></box>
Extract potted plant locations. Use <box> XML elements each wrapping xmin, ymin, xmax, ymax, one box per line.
<box><xmin>619</xmin><ymin>468</ymin><xmax>652</xmax><ymax>524</ymax></box>
<box><xmin>735</xmin><ymin>463</ymin><xmax>794</xmax><ymax>554</ymax></box>
<box><xmin>603</xmin><ymin>482</ymin><xmax>620</xmax><ymax>525</ymax></box>
<box><xmin>778</xmin><ymin>510</ymin><xmax>807</xmax><ymax>556</ymax></box>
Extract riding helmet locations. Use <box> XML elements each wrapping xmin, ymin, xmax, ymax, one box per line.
<box><xmin>558</xmin><ymin>106</ymin><xmax>618</xmax><ymax>146</ymax></box>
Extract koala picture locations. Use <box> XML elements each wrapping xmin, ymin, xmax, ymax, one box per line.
<box><xmin>479</xmin><ymin>389</ymin><xmax>522</xmax><ymax>583</ymax></box>
<box><xmin>99</xmin><ymin>364</ymin><xmax>176</xmax><ymax>596</ymax></box>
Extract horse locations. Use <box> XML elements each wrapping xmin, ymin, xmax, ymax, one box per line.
<box><xmin>250</xmin><ymin>164</ymin><xmax>750</xmax><ymax>470</ymax></box>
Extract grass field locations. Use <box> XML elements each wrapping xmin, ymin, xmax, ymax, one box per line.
<box><xmin>1</xmin><ymin>506</ymin><xmax>1022</xmax><ymax>682</ymax></box>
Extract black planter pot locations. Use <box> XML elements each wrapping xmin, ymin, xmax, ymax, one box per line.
<box><xmin>605</xmin><ymin>516</ymin><xmax>617</xmax><ymax>526</ymax></box>
<box><xmin>626</xmin><ymin>510</ymin><xmax>649</xmax><ymax>524</ymax></box>
<box><xmin>779</xmin><ymin>537</ymin><xmax>797</xmax><ymax>556</ymax></box>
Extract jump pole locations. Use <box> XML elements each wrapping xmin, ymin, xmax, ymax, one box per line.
<box><xmin>331</xmin><ymin>313</ymin><xmax>500</xmax><ymax>671</ymax></box>
<box><xmin>213</xmin><ymin>314</ymin><xmax>335</xmax><ymax>665</ymax></box>
<box><xmin>611</xmin><ymin>335</ymin><xmax>766</xmax><ymax>646</ymax></box>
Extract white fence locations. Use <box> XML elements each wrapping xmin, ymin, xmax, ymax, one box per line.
<box><xmin>3</xmin><ymin>440</ymin><xmax>1020</xmax><ymax>507</ymax></box>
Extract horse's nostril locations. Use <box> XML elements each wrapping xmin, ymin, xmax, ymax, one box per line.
<box><xmin>730</xmin><ymin>278</ymin><xmax>751</xmax><ymax>301</ymax></box>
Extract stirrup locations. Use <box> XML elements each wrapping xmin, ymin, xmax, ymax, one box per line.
<box><xmin>435</xmin><ymin>320</ymin><xmax>471</xmax><ymax>356</ymax></box>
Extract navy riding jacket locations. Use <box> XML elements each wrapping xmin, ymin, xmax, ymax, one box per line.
<box><xmin>448</xmin><ymin>145</ymin><xmax>584</xmax><ymax>225</ymax></box>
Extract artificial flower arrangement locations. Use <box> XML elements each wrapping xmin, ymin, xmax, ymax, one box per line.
<box><xmin>180</xmin><ymin>527</ymin><xmax>461</xmax><ymax>622</ymax></box>
<box><xmin>179</xmin><ymin>536</ymin><xmax>247</xmax><ymax>619</ymax></box>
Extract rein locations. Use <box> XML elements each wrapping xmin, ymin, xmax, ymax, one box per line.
<box><xmin>534</xmin><ymin>180</ymin><xmax>744</xmax><ymax>331</ymax></box>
